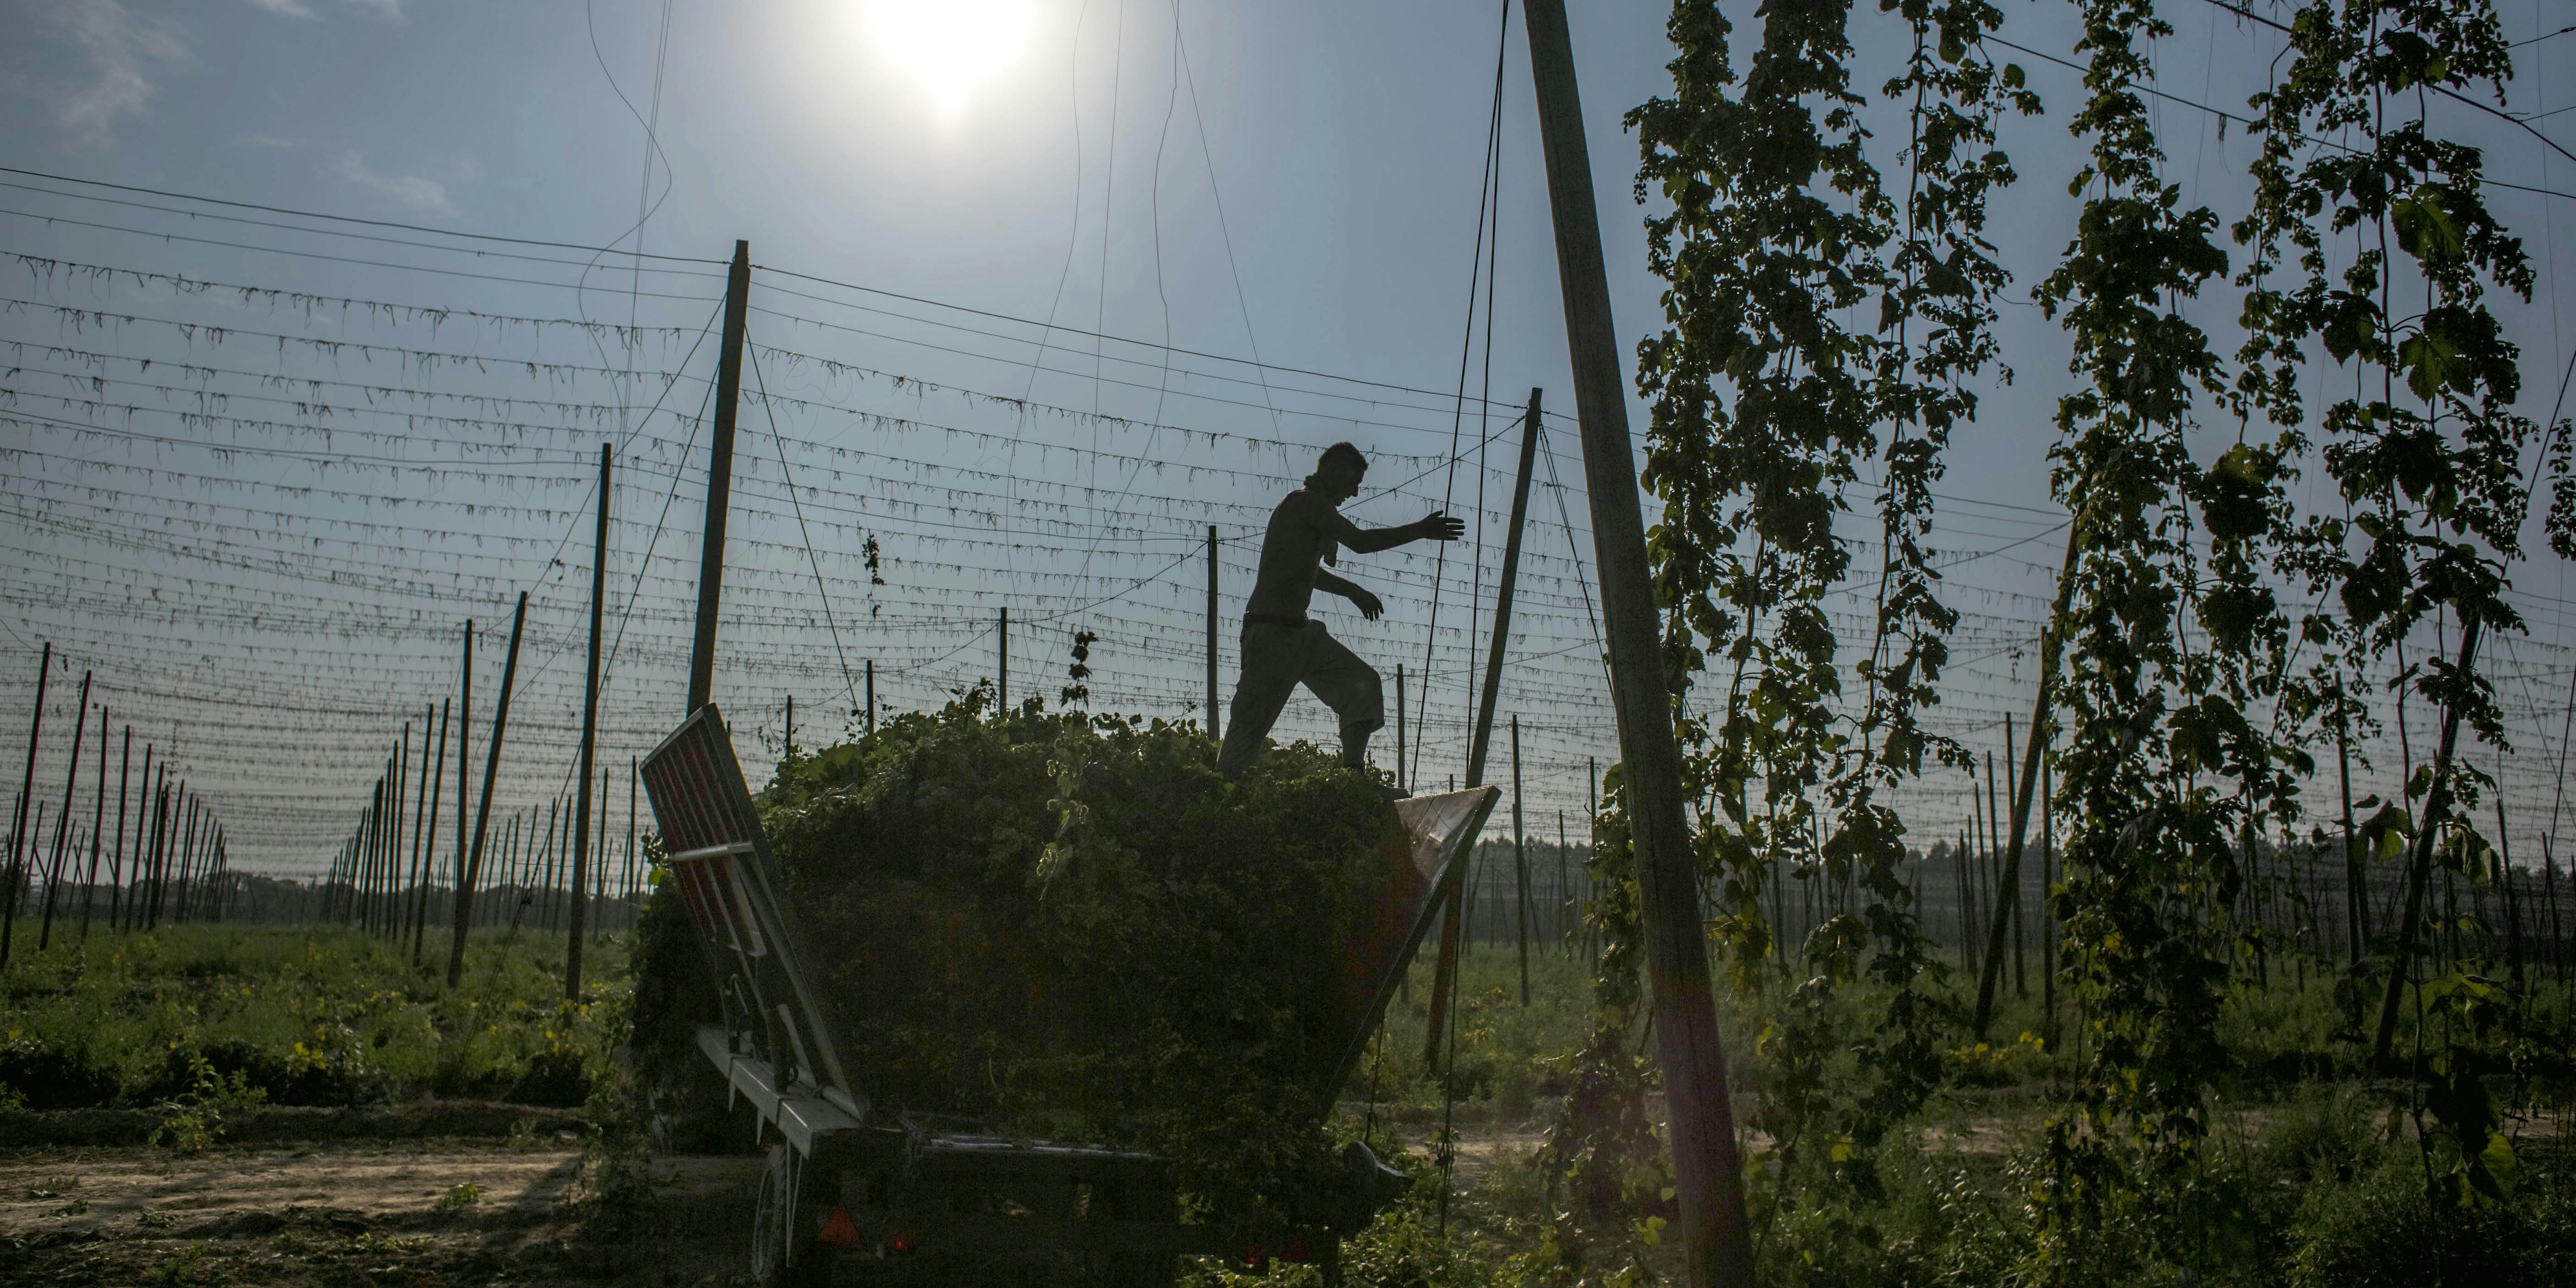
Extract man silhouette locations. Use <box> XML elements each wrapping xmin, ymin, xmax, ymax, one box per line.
<box><xmin>1216</xmin><ymin>442</ymin><xmax>1464</xmax><ymax>781</ymax></box>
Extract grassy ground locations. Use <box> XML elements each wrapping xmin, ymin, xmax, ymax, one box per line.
<box><xmin>5</xmin><ymin>922</ymin><xmax>2573</xmax><ymax>1285</ymax></box>
<box><xmin>0</xmin><ymin>922</ymin><xmax>625</xmax><ymax>1113</ymax></box>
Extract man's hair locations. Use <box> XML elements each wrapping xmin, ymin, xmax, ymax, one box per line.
<box><xmin>1317</xmin><ymin>442</ymin><xmax>1367</xmax><ymax>475</ymax></box>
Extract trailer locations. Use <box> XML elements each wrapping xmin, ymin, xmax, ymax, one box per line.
<box><xmin>636</xmin><ymin>703</ymin><xmax>1498</xmax><ymax>1284</ymax></box>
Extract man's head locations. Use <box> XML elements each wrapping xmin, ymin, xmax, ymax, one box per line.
<box><xmin>1308</xmin><ymin>442</ymin><xmax>1367</xmax><ymax>502</ymax></box>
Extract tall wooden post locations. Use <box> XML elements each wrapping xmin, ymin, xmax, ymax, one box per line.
<box><xmin>1424</xmin><ymin>387</ymin><xmax>1544</xmax><ymax>1065</ymax></box>
<box><xmin>363</xmin><ymin>778</ymin><xmax>385</xmax><ymax>931</ymax></box>
<box><xmin>2376</xmin><ymin>611</ymin><xmax>2483</xmax><ymax>1063</ymax></box>
<box><xmin>1513</xmin><ymin>714</ymin><xmax>1529</xmax><ymax>1006</ymax></box>
<box><xmin>626</xmin><ymin>757</ymin><xmax>639</xmax><ymax>929</ymax></box>
<box><xmin>1394</xmin><ymin>665</ymin><xmax>1407</xmax><ymax>794</ymax></box>
<box><xmin>450</xmin><ymin>592</ymin><xmax>528</xmax><ymax>988</ymax></box>
<box><xmin>998</xmin><ymin>608</ymin><xmax>1009</xmax><ymax>709</ymax></box>
<box><xmin>688</xmin><ymin>241</ymin><xmax>752</xmax><ymax>716</ymax></box>
<box><xmin>2497</xmin><ymin>778</ymin><xmax>2524</xmax><ymax>992</ymax></box>
<box><xmin>455</xmin><ymin>619</ymin><xmax>472</xmax><ymax>937</ymax></box>
<box><xmin>80</xmin><ymin>710</ymin><xmax>107</xmax><ymax>937</ymax></box>
<box><xmin>124</xmin><ymin>744</ymin><xmax>150</xmax><ymax>932</ymax></box>
<box><xmin>103</xmin><ymin>727</ymin><xmax>131</xmax><ymax>933</ymax></box>
<box><xmin>1207</xmin><ymin>525</ymin><xmax>1222</xmax><ymax>740</ymax></box>
<box><xmin>1587</xmin><ymin>756</ymin><xmax>1597</xmax><ymax>964</ymax></box>
<box><xmin>2</xmin><ymin>641</ymin><xmax>50</xmax><ymax>968</ymax></box>
<box><xmin>2337</xmin><ymin>709</ymin><xmax>2363</xmax><ymax>963</ymax></box>
<box><xmin>37</xmin><ymin>670</ymin><xmax>93</xmax><ymax>949</ymax></box>
<box><xmin>2041</xmin><ymin>760</ymin><xmax>2057</xmax><ymax>1044</ymax></box>
<box><xmin>144</xmin><ymin>778</ymin><xmax>170</xmax><ymax>929</ymax></box>
<box><xmin>2546</xmin><ymin>835</ymin><xmax>2565</xmax><ymax>987</ymax></box>
<box><xmin>865</xmin><ymin>660</ymin><xmax>876</xmax><ymax>734</ymax></box>
<box><xmin>595</xmin><ymin>735</ymin><xmax>610</xmax><ymax>943</ymax></box>
<box><xmin>386</xmin><ymin>730</ymin><xmax>408</xmax><ymax>933</ymax></box>
<box><xmin>1557</xmin><ymin>807</ymin><xmax>1570</xmax><ymax>952</ymax></box>
<box><xmin>569</xmin><ymin>444</ymin><xmax>610</xmax><ymax>999</ymax></box>
<box><xmin>405</xmin><ymin>709</ymin><xmax>433</xmax><ymax>951</ymax></box>
<box><xmin>415</xmin><ymin>699</ymin><xmax>448</xmax><ymax>961</ymax></box>
<box><xmin>1523</xmin><ymin>2</ymin><xmax>1754</xmax><ymax>1279</ymax></box>
<box><xmin>1975</xmin><ymin>507</ymin><xmax>2089</xmax><ymax>1038</ymax></box>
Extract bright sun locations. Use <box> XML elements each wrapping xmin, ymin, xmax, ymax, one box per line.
<box><xmin>863</xmin><ymin>0</ymin><xmax>1038</xmax><ymax>115</ymax></box>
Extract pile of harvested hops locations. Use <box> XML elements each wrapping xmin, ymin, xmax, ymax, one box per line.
<box><xmin>630</xmin><ymin>691</ymin><xmax>1404</xmax><ymax>1222</ymax></box>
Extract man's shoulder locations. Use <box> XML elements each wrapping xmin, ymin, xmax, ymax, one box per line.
<box><xmin>1274</xmin><ymin>488</ymin><xmax>1334</xmax><ymax>521</ymax></box>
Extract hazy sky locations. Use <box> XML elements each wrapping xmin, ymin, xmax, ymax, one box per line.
<box><xmin>1</xmin><ymin>0</ymin><xmax>2570</xmax><ymax>878</ymax></box>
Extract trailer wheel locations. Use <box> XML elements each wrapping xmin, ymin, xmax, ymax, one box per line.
<box><xmin>751</xmin><ymin>1143</ymin><xmax>832</xmax><ymax>1286</ymax></box>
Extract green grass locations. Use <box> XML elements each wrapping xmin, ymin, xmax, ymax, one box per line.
<box><xmin>0</xmin><ymin>921</ymin><xmax>628</xmax><ymax>1110</ymax></box>
<box><xmin>5</xmin><ymin>913</ymin><xmax>2570</xmax><ymax>1288</ymax></box>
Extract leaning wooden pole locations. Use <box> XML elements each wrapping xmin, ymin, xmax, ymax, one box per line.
<box><xmin>1</xmin><ymin>641</ymin><xmax>51</xmax><ymax>969</ymax></box>
<box><xmin>454</xmin><ymin>623</ymin><xmax>471</xmax><ymax>948</ymax></box>
<box><xmin>1423</xmin><ymin>387</ymin><xmax>1543</xmax><ymax>1067</ymax></box>
<box><xmin>411</xmin><ymin>701</ymin><xmax>447</xmax><ymax>962</ymax></box>
<box><xmin>1522</xmin><ymin>4</ymin><xmax>1753</xmax><ymax>1281</ymax></box>
<box><xmin>37</xmin><ymin>670</ymin><xmax>93</xmax><ymax>950</ymax></box>
<box><xmin>686</xmin><ymin>241</ymin><xmax>752</xmax><ymax>716</ymax></box>
<box><xmin>1206</xmin><ymin>525</ymin><xmax>1221</xmax><ymax>741</ymax></box>
<box><xmin>79</xmin><ymin>712</ymin><xmax>108</xmax><ymax>937</ymax></box>
<box><xmin>568</xmin><ymin>444</ymin><xmax>610</xmax><ymax>999</ymax></box>
<box><xmin>2374</xmin><ymin>609</ymin><xmax>2483</xmax><ymax>1063</ymax></box>
<box><xmin>449</xmin><ymin>592</ymin><xmax>528</xmax><ymax>988</ymax></box>
<box><xmin>1513</xmin><ymin>714</ymin><xmax>1530</xmax><ymax>1007</ymax></box>
<box><xmin>1973</xmin><ymin>517</ymin><xmax>2086</xmax><ymax>1041</ymax></box>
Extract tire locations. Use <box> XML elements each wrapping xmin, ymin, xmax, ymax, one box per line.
<box><xmin>750</xmin><ymin>1143</ymin><xmax>833</xmax><ymax>1286</ymax></box>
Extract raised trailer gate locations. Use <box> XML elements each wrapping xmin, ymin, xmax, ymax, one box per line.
<box><xmin>639</xmin><ymin>704</ymin><xmax>1497</xmax><ymax>1284</ymax></box>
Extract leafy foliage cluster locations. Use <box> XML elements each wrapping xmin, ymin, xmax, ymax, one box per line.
<box><xmin>1608</xmin><ymin>0</ymin><xmax>2034</xmax><ymax>1251</ymax></box>
<box><xmin>1595</xmin><ymin>0</ymin><xmax>2570</xmax><ymax>1277</ymax></box>
<box><xmin>698</xmin><ymin>689</ymin><xmax>1402</xmax><ymax>1222</ymax></box>
<box><xmin>2232</xmin><ymin>0</ymin><xmax>2559</xmax><ymax>1212</ymax></box>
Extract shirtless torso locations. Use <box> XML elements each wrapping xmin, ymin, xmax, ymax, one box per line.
<box><xmin>1245</xmin><ymin>490</ymin><xmax>1363</xmax><ymax>621</ymax></box>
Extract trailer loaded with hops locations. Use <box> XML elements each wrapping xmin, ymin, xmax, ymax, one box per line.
<box><xmin>635</xmin><ymin>702</ymin><xmax>1496</xmax><ymax>1284</ymax></box>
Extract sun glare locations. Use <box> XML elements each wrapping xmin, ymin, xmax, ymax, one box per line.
<box><xmin>864</xmin><ymin>0</ymin><xmax>1037</xmax><ymax>116</ymax></box>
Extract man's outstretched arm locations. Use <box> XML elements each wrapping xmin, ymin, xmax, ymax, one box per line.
<box><xmin>1325</xmin><ymin>508</ymin><xmax>1466</xmax><ymax>555</ymax></box>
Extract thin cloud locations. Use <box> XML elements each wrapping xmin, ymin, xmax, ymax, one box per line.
<box><xmin>27</xmin><ymin>0</ymin><xmax>187</xmax><ymax>147</ymax></box>
<box><xmin>334</xmin><ymin>152</ymin><xmax>456</xmax><ymax>217</ymax></box>
<box><xmin>241</xmin><ymin>0</ymin><xmax>401</xmax><ymax>17</ymax></box>
<box><xmin>234</xmin><ymin>134</ymin><xmax>301</xmax><ymax>149</ymax></box>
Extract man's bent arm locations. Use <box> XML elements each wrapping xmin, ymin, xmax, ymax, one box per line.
<box><xmin>1314</xmin><ymin>570</ymin><xmax>1367</xmax><ymax>601</ymax></box>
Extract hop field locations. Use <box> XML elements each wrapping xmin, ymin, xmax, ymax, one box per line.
<box><xmin>0</xmin><ymin>924</ymin><xmax>625</xmax><ymax>1114</ymax></box>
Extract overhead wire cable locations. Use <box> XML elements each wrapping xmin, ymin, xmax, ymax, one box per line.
<box><xmin>748</xmin><ymin>336</ymin><xmax>862</xmax><ymax>718</ymax></box>
<box><xmin>0</xmin><ymin>165</ymin><xmax>723</xmax><ymax>263</ymax></box>
<box><xmin>1170</xmin><ymin>2</ymin><xmax>1286</xmax><ymax>440</ymax></box>
<box><xmin>0</xmin><ymin>207</ymin><xmax>728</xmax><ymax>295</ymax></box>
<box><xmin>1412</xmin><ymin>0</ymin><xmax>1512</xmax><ymax>791</ymax></box>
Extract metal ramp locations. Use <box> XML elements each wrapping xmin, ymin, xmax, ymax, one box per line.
<box><xmin>640</xmin><ymin>704</ymin><xmax>866</xmax><ymax>1142</ymax></box>
<box><xmin>1314</xmin><ymin>786</ymin><xmax>1499</xmax><ymax>1108</ymax></box>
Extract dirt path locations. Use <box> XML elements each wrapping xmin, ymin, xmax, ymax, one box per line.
<box><xmin>0</xmin><ymin>1138</ymin><xmax>764</xmax><ymax>1287</ymax></box>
